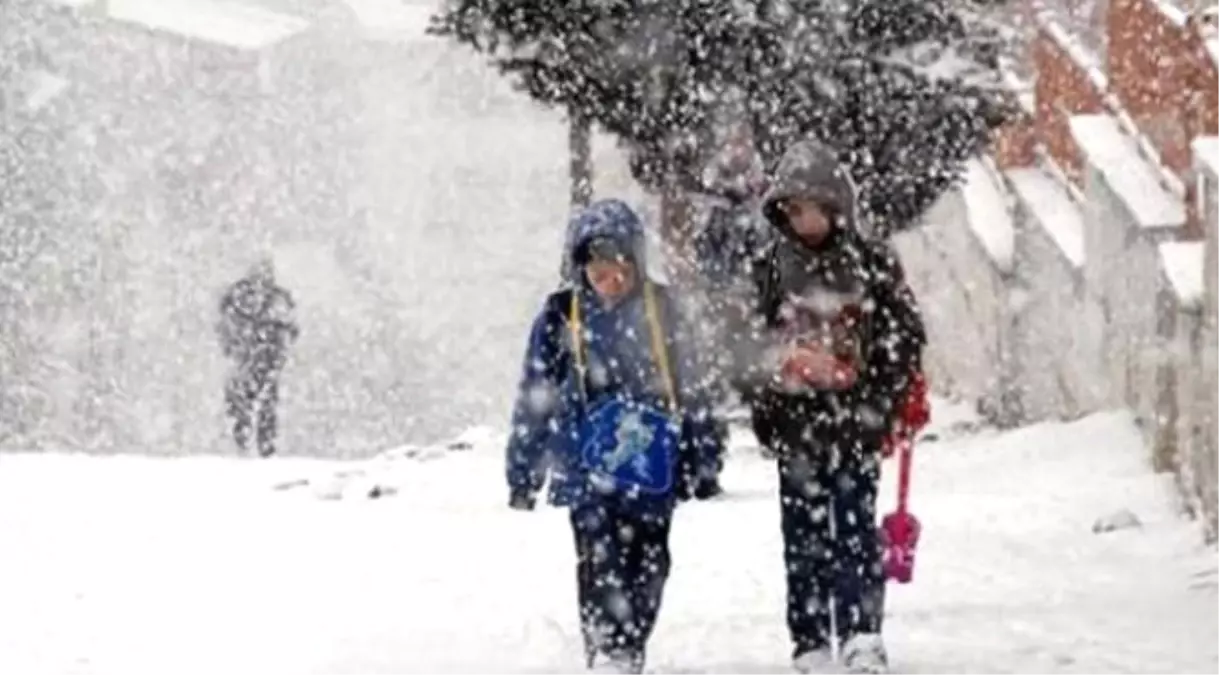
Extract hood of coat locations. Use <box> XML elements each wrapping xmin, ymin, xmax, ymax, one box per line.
<box><xmin>761</xmin><ymin>138</ymin><xmax>872</xmax><ymax>247</ymax></box>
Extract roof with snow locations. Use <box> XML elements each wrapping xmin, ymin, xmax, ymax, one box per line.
<box><xmin>1158</xmin><ymin>241</ymin><xmax>1204</xmax><ymax>309</ymax></box>
<box><xmin>1006</xmin><ymin>167</ymin><xmax>1086</xmax><ymax>269</ymax></box>
<box><xmin>1069</xmin><ymin>114</ymin><xmax>1186</xmax><ymax>231</ymax></box>
<box><xmin>101</xmin><ymin>0</ymin><xmax>310</xmax><ymax>50</ymax></box>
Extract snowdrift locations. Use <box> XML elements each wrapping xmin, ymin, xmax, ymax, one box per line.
<box><xmin>0</xmin><ymin>402</ymin><xmax>1213</xmax><ymax>674</ymax></box>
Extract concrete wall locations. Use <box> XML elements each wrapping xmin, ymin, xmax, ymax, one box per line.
<box><xmin>892</xmin><ymin>164</ymin><xmax>1015</xmax><ymax>424</ymax></box>
<box><xmin>966</xmin><ymin>4</ymin><xmax>1217</xmax><ymax>540</ymax></box>
<box><xmin>900</xmin><ymin>127</ymin><xmax>1217</xmax><ymax>541</ymax></box>
<box><xmin>1173</xmin><ymin>137</ymin><xmax>1219</xmax><ymax>541</ymax></box>
<box><xmin>1006</xmin><ymin>167</ymin><xmax>1101</xmax><ymax>421</ymax></box>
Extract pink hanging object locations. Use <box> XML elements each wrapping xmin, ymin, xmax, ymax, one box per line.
<box><xmin>882</xmin><ymin>435</ymin><xmax>920</xmax><ymax>584</ymax></box>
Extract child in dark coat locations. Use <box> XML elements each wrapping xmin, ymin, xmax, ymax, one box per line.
<box><xmin>736</xmin><ymin>139</ymin><xmax>927</xmax><ymax>674</ymax></box>
<box><xmin>506</xmin><ymin>199</ymin><xmax>722</xmax><ymax>674</ymax></box>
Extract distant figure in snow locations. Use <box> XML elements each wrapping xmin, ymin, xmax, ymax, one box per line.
<box><xmin>689</xmin><ymin>123</ymin><xmax>774</xmax><ymax>492</ymax></box>
<box><xmin>693</xmin><ymin>123</ymin><xmax>771</xmax><ymax>288</ymax></box>
<box><xmin>216</xmin><ymin>257</ymin><xmax>299</xmax><ymax>458</ymax></box>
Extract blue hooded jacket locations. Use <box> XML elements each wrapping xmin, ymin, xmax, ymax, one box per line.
<box><xmin>506</xmin><ymin>199</ymin><xmax>722</xmax><ymax>511</ymax></box>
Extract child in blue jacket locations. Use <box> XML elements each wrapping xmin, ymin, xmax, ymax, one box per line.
<box><xmin>506</xmin><ymin>199</ymin><xmax>722</xmax><ymax>674</ymax></box>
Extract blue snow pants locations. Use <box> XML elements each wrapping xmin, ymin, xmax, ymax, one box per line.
<box><xmin>778</xmin><ymin>451</ymin><xmax>885</xmax><ymax>658</ymax></box>
<box><xmin>570</xmin><ymin>497</ymin><xmax>674</xmax><ymax>671</ymax></box>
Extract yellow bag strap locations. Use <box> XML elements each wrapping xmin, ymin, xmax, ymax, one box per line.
<box><xmin>643</xmin><ymin>281</ymin><xmax>679</xmax><ymax>414</ymax></box>
<box><xmin>568</xmin><ymin>281</ymin><xmax>678</xmax><ymax>414</ymax></box>
<box><xmin>570</xmin><ymin>290</ymin><xmax>586</xmax><ymax>402</ymax></box>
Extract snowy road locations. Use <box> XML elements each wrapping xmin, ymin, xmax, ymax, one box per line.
<box><xmin>1</xmin><ymin>405</ymin><xmax>1215</xmax><ymax>674</ymax></box>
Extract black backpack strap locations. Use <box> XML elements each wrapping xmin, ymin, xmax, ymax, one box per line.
<box><xmin>752</xmin><ymin>242</ymin><xmax>781</xmax><ymax>326</ymax></box>
<box><xmin>541</xmin><ymin>288</ymin><xmax>581</xmax><ymax>405</ymax></box>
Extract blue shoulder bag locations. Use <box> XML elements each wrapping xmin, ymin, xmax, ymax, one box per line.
<box><xmin>570</xmin><ymin>282</ymin><xmax>682</xmax><ymax>495</ymax></box>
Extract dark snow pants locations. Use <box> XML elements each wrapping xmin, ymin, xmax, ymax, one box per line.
<box><xmin>777</xmin><ymin>450</ymin><xmax>885</xmax><ymax>657</ymax></box>
<box><xmin>225</xmin><ymin>362</ymin><xmax>281</xmax><ymax>457</ymax></box>
<box><xmin>570</xmin><ymin>499</ymin><xmax>674</xmax><ymax>671</ymax></box>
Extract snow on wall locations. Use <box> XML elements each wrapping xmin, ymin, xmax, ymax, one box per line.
<box><xmin>1005</xmin><ymin>167</ymin><xmax>1104</xmax><ymax>420</ymax></box>
<box><xmin>1156</xmin><ymin>235</ymin><xmax>1207</xmax><ymax>523</ymax></box>
<box><xmin>1070</xmin><ymin>113</ymin><xmax>1188</xmax><ymax>428</ymax></box>
<box><xmin>960</xmin><ymin>160</ymin><xmax>1015</xmax><ymax>272</ymax></box>
<box><xmin>1041</xmin><ymin>13</ymin><xmax>1110</xmax><ymax>93</ymax></box>
<box><xmin>895</xmin><ymin>158</ymin><xmax>1075</xmax><ymax>424</ymax></box>
<box><xmin>1197</xmin><ymin>137</ymin><xmax>1219</xmax><ymax>327</ymax></box>
<box><xmin>899</xmin><ymin>121</ymin><xmax>1213</xmax><ymax>540</ymax></box>
<box><xmin>1007</xmin><ymin>168</ymin><xmax>1085</xmax><ymax>269</ymax></box>
<box><xmin>893</xmin><ymin>184</ymin><xmax>1012</xmax><ymax>421</ymax></box>
<box><xmin>1070</xmin><ymin>114</ymin><xmax>1187</xmax><ymax>231</ymax></box>
<box><xmin>1147</xmin><ymin>0</ymin><xmax>1190</xmax><ymax>26</ymax></box>
<box><xmin>1185</xmin><ymin>134</ymin><xmax>1218</xmax><ymax>539</ymax></box>
<box><xmin>1159</xmin><ymin>241</ymin><xmax>1205</xmax><ymax>309</ymax></box>
<box><xmin>900</xmin><ymin>138</ymin><xmax>1192</xmax><ymax>429</ymax></box>
<box><xmin>1173</xmin><ymin>304</ymin><xmax>1217</xmax><ymax>541</ymax></box>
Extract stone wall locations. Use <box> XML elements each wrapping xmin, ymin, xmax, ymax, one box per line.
<box><xmin>901</xmin><ymin>129</ymin><xmax>1216</xmax><ymax>539</ymax></box>
<box><xmin>892</xmin><ymin>161</ymin><xmax>1017</xmax><ymax>425</ymax></box>
<box><xmin>903</xmin><ymin>2</ymin><xmax>1217</xmax><ymax>541</ymax></box>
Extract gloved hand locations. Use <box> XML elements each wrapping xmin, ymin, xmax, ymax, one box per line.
<box><xmin>779</xmin><ymin>345</ymin><xmax>857</xmax><ymax>391</ymax></box>
<box><xmin>693</xmin><ymin>478</ymin><xmax>724</xmax><ymax>501</ymax></box>
<box><xmin>678</xmin><ymin>460</ymin><xmax>724</xmax><ymax>502</ymax></box>
<box><xmin>902</xmin><ymin>372</ymin><xmax>931</xmax><ymax>432</ymax></box>
<box><xmin>508</xmin><ymin>489</ymin><xmax>536</xmax><ymax>512</ymax></box>
<box><xmin>882</xmin><ymin>372</ymin><xmax>931</xmax><ymax>459</ymax></box>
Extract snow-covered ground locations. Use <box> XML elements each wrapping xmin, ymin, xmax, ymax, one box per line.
<box><xmin>0</xmin><ymin>401</ymin><xmax>1215</xmax><ymax>674</ymax></box>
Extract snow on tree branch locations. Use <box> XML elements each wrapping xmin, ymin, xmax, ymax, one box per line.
<box><xmin>430</xmin><ymin>0</ymin><xmax>1018</xmax><ymax>235</ymax></box>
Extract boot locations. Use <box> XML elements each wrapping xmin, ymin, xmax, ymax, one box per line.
<box><xmin>841</xmin><ymin>634</ymin><xmax>888</xmax><ymax>674</ymax></box>
<box><xmin>793</xmin><ymin>646</ymin><xmax>839</xmax><ymax>674</ymax></box>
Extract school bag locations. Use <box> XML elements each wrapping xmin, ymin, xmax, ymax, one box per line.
<box><xmin>570</xmin><ymin>282</ymin><xmax>682</xmax><ymax>496</ymax></box>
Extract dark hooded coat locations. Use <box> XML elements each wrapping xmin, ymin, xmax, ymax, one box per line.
<box><xmin>741</xmin><ymin>140</ymin><xmax>926</xmax><ymax>456</ymax></box>
<box><xmin>217</xmin><ymin>262</ymin><xmax>299</xmax><ymax>372</ymax></box>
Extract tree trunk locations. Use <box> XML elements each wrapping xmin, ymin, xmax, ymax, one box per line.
<box><xmin>569</xmin><ymin>109</ymin><xmax>592</xmax><ymax>209</ymax></box>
